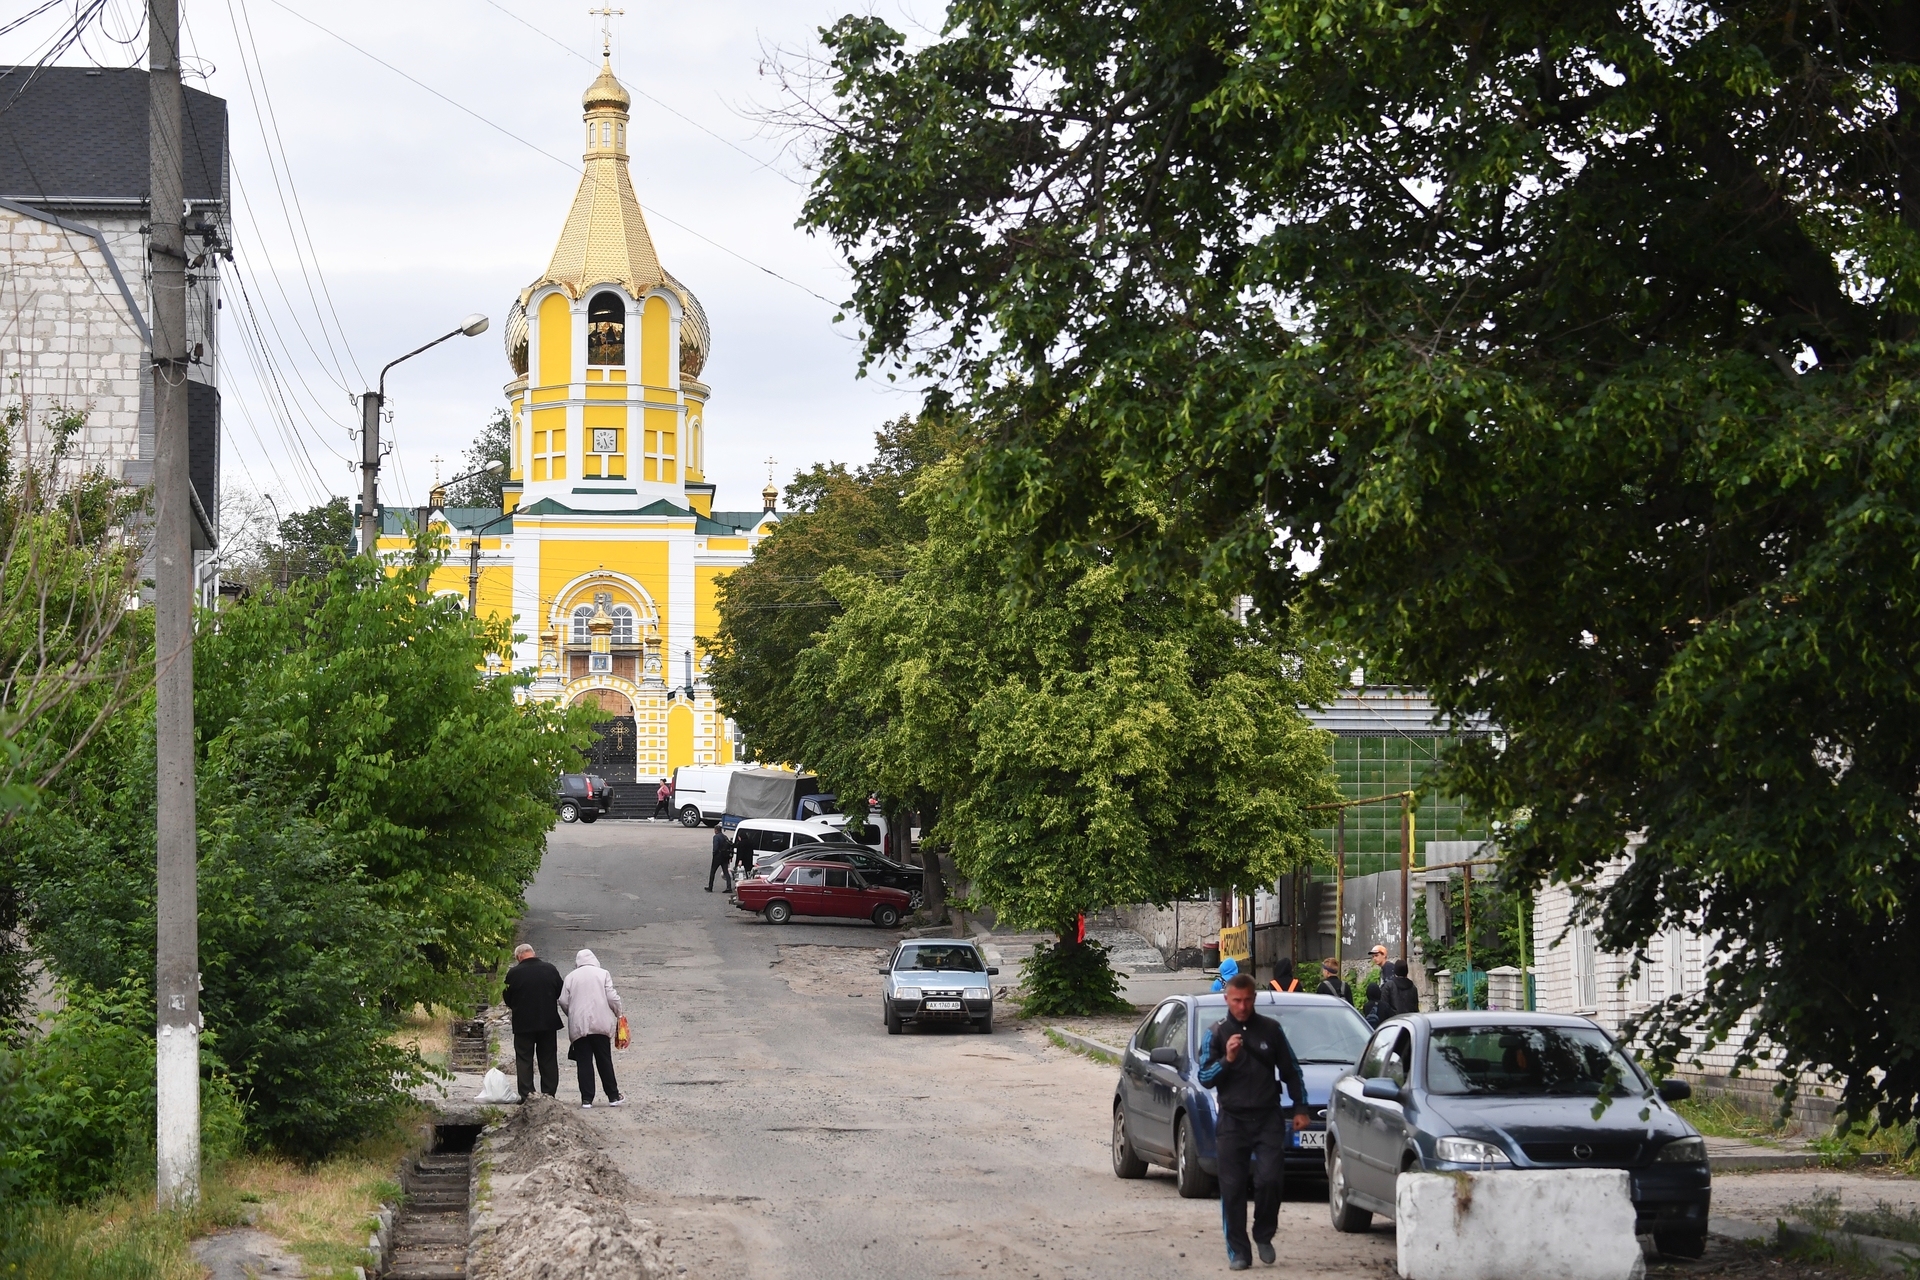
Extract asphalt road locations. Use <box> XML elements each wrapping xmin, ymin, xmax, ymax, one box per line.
<box><xmin>519</xmin><ymin>819</ymin><xmax>1400</xmax><ymax>1280</ymax></box>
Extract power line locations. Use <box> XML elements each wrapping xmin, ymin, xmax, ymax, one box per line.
<box><xmin>266</xmin><ymin>0</ymin><xmax>842</xmax><ymax>308</ymax></box>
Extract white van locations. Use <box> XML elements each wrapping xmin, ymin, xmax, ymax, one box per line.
<box><xmin>733</xmin><ymin>818</ymin><xmax>852</xmax><ymax>877</ymax></box>
<box><xmin>671</xmin><ymin>763</ymin><xmax>748</xmax><ymax>827</ymax></box>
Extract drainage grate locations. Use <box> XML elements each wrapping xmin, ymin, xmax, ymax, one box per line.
<box><xmin>385</xmin><ymin>1125</ymin><xmax>478</xmax><ymax>1279</ymax></box>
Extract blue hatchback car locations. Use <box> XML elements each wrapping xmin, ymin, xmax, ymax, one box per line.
<box><xmin>1324</xmin><ymin>1012</ymin><xmax>1712</xmax><ymax>1257</ymax></box>
<box><xmin>1111</xmin><ymin>992</ymin><xmax>1373</xmax><ymax>1197</ymax></box>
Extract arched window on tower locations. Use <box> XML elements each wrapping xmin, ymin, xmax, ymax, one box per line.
<box><xmin>587</xmin><ymin>292</ymin><xmax>625</xmax><ymax>366</ymax></box>
<box><xmin>610</xmin><ymin>605</ymin><xmax>636</xmax><ymax>645</ymax></box>
<box><xmin>570</xmin><ymin>604</ymin><xmax>595</xmax><ymax>645</ymax></box>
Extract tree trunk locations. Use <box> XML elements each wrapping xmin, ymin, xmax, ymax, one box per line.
<box><xmin>917</xmin><ymin>800</ymin><xmax>947</xmax><ymax>923</ymax></box>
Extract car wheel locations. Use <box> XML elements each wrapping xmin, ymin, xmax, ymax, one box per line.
<box><xmin>1327</xmin><ymin>1141</ymin><xmax>1373</xmax><ymax>1233</ymax></box>
<box><xmin>679</xmin><ymin>805</ymin><xmax>702</xmax><ymax>827</ymax></box>
<box><xmin>886</xmin><ymin>1002</ymin><xmax>903</xmax><ymax>1035</ymax></box>
<box><xmin>764</xmin><ymin>900</ymin><xmax>792</xmax><ymax>925</ymax></box>
<box><xmin>871</xmin><ymin>903</ymin><xmax>901</xmax><ymax>929</ymax></box>
<box><xmin>558</xmin><ymin>801</ymin><xmax>579</xmax><ymax>823</ymax></box>
<box><xmin>977</xmin><ymin>1008</ymin><xmax>993</xmax><ymax>1034</ymax></box>
<box><xmin>908</xmin><ymin>888</ymin><xmax>924</xmax><ymax>911</ymax></box>
<box><xmin>1654</xmin><ymin>1231</ymin><xmax>1707</xmax><ymax>1260</ymax></box>
<box><xmin>1112</xmin><ymin>1104</ymin><xmax>1148</xmax><ymax>1179</ymax></box>
<box><xmin>1174</xmin><ymin>1113</ymin><xmax>1214</xmax><ymax>1199</ymax></box>
<box><xmin>580</xmin><ymin>811</ymin><xmax>598</xmax><ymax>823</ymax></box>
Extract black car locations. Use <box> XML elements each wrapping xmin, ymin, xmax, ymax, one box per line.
<box><xmin>1325</xmin><ymin>1012</ymin><xmax>1712</xmax><ymax>1258</ymax></box>
<box><xmin>555</xmin><ymin>773</ymin><xmax>611</xmax><ymax>824</ymax></box>
<box><xmin>792</xmin><ymin>846</ymin><xmax>925</xmax><ymax>910</ymax></box>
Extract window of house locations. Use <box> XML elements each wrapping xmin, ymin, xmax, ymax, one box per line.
<box><xmin>570</xmin><ymin>604</ymin><xmax>594</xmax><ymax>644</ymax></box>
<box><xmin>587</xmin><ymin>292</ymin><xmax>625</xmax><ymax>366</ymax></box>
<box><xmin>610</xmin><ymin>604</ymin><xmax>636</xmax><ymax>645</ymax></box>
<box><xmin>1665</xmin><ymin>932</ymin><xmax>1688</xmax><ymax>998</ymax></box>
<box><xmin>1572</xmin><ymin>924</ymin><xmax>1599</xmax><ymax>1011</ymax></box>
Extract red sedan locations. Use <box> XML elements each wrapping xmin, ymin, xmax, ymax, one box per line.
<box><xmin>733</xmin><ymin>859</ymin><xmax>911</xmax><ymax>928</ymax></box>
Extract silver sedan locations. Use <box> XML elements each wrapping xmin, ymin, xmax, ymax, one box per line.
<box><xmin>879</xmin><ymin>940</ymin><xmax>998</xmax><ymax>1034</ymax></box>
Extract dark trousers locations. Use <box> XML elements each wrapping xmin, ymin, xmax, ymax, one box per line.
<box><xmin>513</xmin><ymin>1029</ymin><xmax>558</xmax><ymax>1100</ymax></box>
<box><xmin>653</xmin><ymin>799</ymin><xmax>670</xmax><ymax>819</ymax></box>
<box><xmin>569</xmin><ymin>1033</ymin><xmax>620</xmax><ymax>1103</ymax></box>
<box><xmin>1216</xmin><ymin>1107</ymin><xmax>1287</xmax><ymax>1261</ymax></box>
<box><xmin>707</xmin><ymin>849</ymin><xmax>734</xmax><ymax>890</ymax></box>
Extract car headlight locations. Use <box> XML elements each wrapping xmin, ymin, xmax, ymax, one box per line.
<box><xmin>1435</xmin><ymin>1136</ymin><xmax>1512</xmax><ymax>1165</ymax></box>
<box><xmin>1654</xmin><ymin>1136</ymin><xmax>1708</xmax><ymax>1164</ymax></box>
<box><xmin>965</xmin><ymin>987</ymin><xmax>990</xmax><ymax>1001</ymax></box>
<box><xmin>893</xmin><ymin>987</ymin><xmax>920</xmax><ymax>1002</ymax></box>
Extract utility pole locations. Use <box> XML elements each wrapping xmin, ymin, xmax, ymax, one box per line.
<box><xmin>359</xmin><ymin>390</ymin><xmax>382</xmax><ymax>554</ymax></box>
<box><xmin>149</xmin><ymin>0</ymin><xmax>199</xmax><ymax>1209</ymax></box>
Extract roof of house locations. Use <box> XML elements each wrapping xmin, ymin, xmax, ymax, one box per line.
<box><xmin>0</xmin><ymin>66</ymin><xmax>227</xmax><ymax>205</ymax></box>
<box><xmin>1302</xmin><ymin>687</ymin><xmax>1495</xmax><ymax>738</ymax></box>
<box><xmin>710</xmin><ymin>509</ymin><xmax>783</xmax><ymax>533</ymax></box>
<box><xmin>514</xmin><ymin>496</ymin><xmax>736</xmax><ymax>536</ymax></box>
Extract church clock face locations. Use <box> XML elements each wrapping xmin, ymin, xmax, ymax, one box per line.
<box><xmin>593</xmin><ymin>428</ymin><xmax>617</xmax><ymax>454</ymax></box>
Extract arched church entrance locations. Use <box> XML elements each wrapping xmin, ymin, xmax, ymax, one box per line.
<box><xmin>573</xmin><ymin>688</ymin><xmax>637</xmax><ymax>815</ymax></box>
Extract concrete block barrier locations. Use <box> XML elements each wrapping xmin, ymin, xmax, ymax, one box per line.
<box><xmin>1397</xmin><ymin>1169</ymin><xmax>1646</xmax><ymax>1280</ymax></box>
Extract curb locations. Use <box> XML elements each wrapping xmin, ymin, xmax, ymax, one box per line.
<box><xmin>1045</xmin><ymin>1027</ymin><xmax>1124</xmax><ymax>1064</ymax></box>
<box><xmin>1712</xmin><ymin>1215</ymin><xmax>1920</xmax><ymax>1274</ymax></box>
<box><xmin>1710</xmin><ymin>1150</ymin><xmax>1890</xmax><ymax>1173</ymax></box>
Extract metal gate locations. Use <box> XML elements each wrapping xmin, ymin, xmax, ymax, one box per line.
<box><xmin>585</xmin><ymin>716</ymin><xmax>636</xmax><ymax>787</ymax></box>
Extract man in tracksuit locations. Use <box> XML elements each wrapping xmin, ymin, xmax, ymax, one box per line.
<box><xmin>1198</xmin><ymin>972</ymin><xmax>1310</xmax><ymax>1270</ymax></box>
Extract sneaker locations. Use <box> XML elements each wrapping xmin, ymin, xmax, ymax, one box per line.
<box><xmin>1229</xmin><ymin>1257</ymin><xmax>1251</xmax><ymax>1272</ymax></box>
<box><xmin>581</xmin><ymin>1102</ymin><xmax>593</xmax><ymax>1109</ymax></box>
<box><xmin>608</xmin><ymin>1097</ymin><xmax>626</xmax><ymax>1107</ymax></box>
<box><xmin>1256</xmin><ymin>1240</ymin><xmax>1275</xmax><ymax>1265</ymax></box>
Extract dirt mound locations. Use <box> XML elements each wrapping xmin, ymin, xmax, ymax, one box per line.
<box><xmin>473</xmin><ymin>1096</ymin><xmax>673</xmax><ymax>1280</ymax></box>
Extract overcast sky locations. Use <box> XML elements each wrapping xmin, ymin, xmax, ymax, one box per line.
<box><xmin>4</xmin><ymin>0</ymin><xmax>941</xmax><ymax>518</ymax></box>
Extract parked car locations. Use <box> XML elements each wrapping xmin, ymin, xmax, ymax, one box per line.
<box><xmin>879</xmin><ymin>939</ymin><xmax>998</xmax><ymax>1035</ymax></box>
<box><xmin>803</xmin><ymin>810</ymin><xmax>890</xmax><ymax>849</ymax></box>
<box><xmin>670</xmin><ymin>763</ymin><xmax>747</xmax><ymax>827</ymax></box>
<box><xmin>1111</xmin><ymin>992</ymin><xmax>1371</xmax><ymax>1197</ymax></box>
<box><xmin>555</xmin><ymin>773</ymin><xmax>611</xmax><ymax>824</ymax></box>
<box><xmin>1323</xmin><ymin>1012</ymin><xmax>1711</xmax><ymax>1258</ymax></box>
<box><xmin>788</xmin><ymin>846</ymin><xmax>924</xmax><ymax>910</ymax></box>
<box><xmin>734</xmin><ymin>819</ymin><xmax>853</xmax><ymax>876</ymax></box>
<box><xmin>732</xmin><ymin>859</ymin><xmax>912</xmax><ymax>929</ymax></box>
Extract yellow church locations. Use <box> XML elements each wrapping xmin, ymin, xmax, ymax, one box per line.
<box><xmin>384</xmin><ymin>56</ymin><xmax>774</xmax><ymax>793</ymax></box>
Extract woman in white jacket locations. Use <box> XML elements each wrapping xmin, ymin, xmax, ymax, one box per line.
<box><xmin>558</xmin><ymin>948</ymin><xmax>624</xmax><ymax>1107</ymax></box>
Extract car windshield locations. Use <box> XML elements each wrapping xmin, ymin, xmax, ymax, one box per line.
<box><xmin>1199</xmin><ymin>1005</ymin><xmax>1372</xmax><ymax>1064</ymax></box>
<box><xmin>1426</xmin><ymin>1024</ymin><xmax>1648</xmax><ymax>1097</ymax></box>
<box><xmin>896</xmin><ymin>945</ymin><xmax>983</xmax><ymax>973</ymax></box>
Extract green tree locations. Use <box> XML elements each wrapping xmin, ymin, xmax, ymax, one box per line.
<box><xmin>801</xmin><ymin>3</ymin><xmax>1920</xmax><ymax>1124</ymax></box>
<box><xmin>17</xmin><ymin>538</ymin><xmax>591</xmax><ymax>1149</ymax></box>
<box><xmin>790</xmin><ymin>469</ymin><xmax>1340</xmax><ymax>1009</ymax></box>
<box><xmin>444</xmin><ymin>409</ymin><xmax>512</xmax><ymax>508</ymax></box>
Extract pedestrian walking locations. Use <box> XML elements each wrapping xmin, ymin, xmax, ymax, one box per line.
<box><xmin>1361</xmin><ymin>944</ymin><xmax>1390</xmax><ymax>1025</ymax></box>
<box><xmin>706</xmin><ymin>825</ymin><xmax>735</xmax><ymax>893</ymax></box>
<box><xmin>500</xmin><ymin>943</ymin><xmax>564</xmax><ymax>1102</ymax></box>
<box><xmin>1386</xmin><ymin>959</ymin><xmax>1420</xmax><ymax>1016</ymax></box>
<box><xmin>1198</xmin><ymin>972</ymin><xmax>1310</xmax><ymax>1270</ymax></box>
<box><xmin>652</xmin><ymin>778</ymin><xmax>672</xmax><ymax>821</ymax></box>
<box><xmin>1315</xmin><ymin>956</ymin><xmax>1350</xmax><ymax>1004</ymax></box>
<box><xmin>1268</xmin><ymin>957</ymin><xmax>1300</xmax><ymax>993</ymax></box>
<box><xmin>1209</xmin><ymin>955</ymin><xmax>1241</xmax><ymax>992</ymax></box>
<box><xmin>559</xmin><ymin>948</ymin><xmax>625</xmax><ymax>1108</ymax></box>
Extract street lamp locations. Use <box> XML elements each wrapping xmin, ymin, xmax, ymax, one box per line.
<box><xmin>359</xmin><ymin>313</ymin><xmax>491</xmax><ymax>555</ymax></box>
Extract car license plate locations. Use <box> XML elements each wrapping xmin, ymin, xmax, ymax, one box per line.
<box><xmin>1295</xmin><ymin>1130</ymin><xmax>1326</xmax><ymax>1150</ymax></box>
<box><xmin>926</xmin><ymin>1000</ymin><xmax>962</xmax><ymax>1010</ymax></box>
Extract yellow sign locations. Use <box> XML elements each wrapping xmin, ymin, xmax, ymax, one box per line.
<box><xmin>1219</xmin><ymin>925</ymin><xmax>1250</xmax><ymax>963</ymax></box>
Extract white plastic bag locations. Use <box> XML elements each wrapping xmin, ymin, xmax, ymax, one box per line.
<box><xmin>476</xmin><ymin>1067</ymin><xmax>516</xmax><ymax>1103</ymax></box>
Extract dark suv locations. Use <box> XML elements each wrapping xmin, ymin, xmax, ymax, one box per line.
<box><xmin>556</xmin><ymin>773</ymin><xmax>611</xmax><ymax>824</ymax></box>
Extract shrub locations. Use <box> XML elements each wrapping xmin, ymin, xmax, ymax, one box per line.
<box><xmin>1017</xmin><ymin>937</ymin><xmax>1131</xmax><ymax>1018</ymax></box>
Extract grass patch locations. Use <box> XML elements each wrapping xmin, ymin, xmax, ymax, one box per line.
<box><xmin>1674</xmin><ymin>1093</ymin><xmax>1794</xmax><ymax>1145</ymax></box>
<box><xmin>1811</xmin><ymin>1119</ymin><xmax>1920</xmax><ymax>1176</ymax></box>
<box><xmin>388</xmin><ymin>1003</ymin><xmax>457</xmax><ymax>1071</ymax></box>
<box><xmin>1045</xmin><ymin>1026</ymin><xmax>1121</xmax><ymax>1065</ymax></box>
<box><xmin>0</xmin><ymin>1107</ymin><xmax>427</xmax><ymax>1280</ymax></box>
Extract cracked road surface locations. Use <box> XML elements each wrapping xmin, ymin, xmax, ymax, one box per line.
<box><xmin>519</xmin><ymin>820</ymin><xmax>1399</xmax><ymax>1280</ymax></box>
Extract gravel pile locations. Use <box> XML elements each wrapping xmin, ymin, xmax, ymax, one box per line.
<box><xmin>471</xmin><ymin>1095</ymin><xmax>673</xmax><ymax>1280</ymax></box>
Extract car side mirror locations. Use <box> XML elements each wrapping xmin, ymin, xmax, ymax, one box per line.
<box><xmin>1361</xmin><ymin>1076</ymin><xmax>1405</xmax><ymax>1101</ymax></box>
<box><xmin>1658</xmin><ymin>1078</ymin><xmax>1692</xmax><ymax>1102</ymax></box>
<box><xmin>1148</xmin><ymin>1047</ymin><xmax>1182</xmax><ymax>1067</ymax></box>
<box><xmin>878</xmin><ymin>967</ymin><xmax>891</xmax><ymax>975</ymax></box>
<box><xmin>987</xmin><ymin>967</ymin><xmax>999</xmax><ymax>976</ymax></box>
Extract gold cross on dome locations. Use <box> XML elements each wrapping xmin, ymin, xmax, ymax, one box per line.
<box><xmin>431</xmin><ymin>454</ymin><xmax>443</xmax><ymax>484</ymax></box>
<box><xmin>589</xmin><ymin>6</ymin><xmax>624</xmax><ymax>57</ymax></box>
<box><xmin>763</xmin><ymin>455</ymin><xmax>778</xmax><ymax>483</ymax></box>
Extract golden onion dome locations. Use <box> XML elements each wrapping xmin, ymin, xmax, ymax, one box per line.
<box><xmin>504</xmin><ymin>295</ymin><xmax>529</xmax><ymax>375</ymax></box>
<box><xmin>664</xmin><ymin>271</ymin><xmax>710</xmax><ymax>378</ymax></box>
<box><xmin>583</xmin><ymin>59</ymin><xmax>630</xmax><ymax>113</ymax></box>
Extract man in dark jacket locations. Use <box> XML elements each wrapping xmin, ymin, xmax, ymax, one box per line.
<box><xmin>1386</xmin><ymin>960</ymin><xmax>1420</xmax><ymax>1016</ymax></box>
<box><xmin>706</xmin><ymin>825</ymin><xmax>735</xmax><ymax>893</ymax></box>
<box><xmin>1316</xmin><ymin>957</ymin><xmax>1350</xmax><ymax>1003</ymax></box>
<box><xmin>501</xmin><ymin>943</ymin><xmax>564</xmax><ymax>1101</ymax></box>
<box><xmin>1198</xmin><ymin>973</ymin><xmax>1310</xmax><ymax>1270</ymax></box>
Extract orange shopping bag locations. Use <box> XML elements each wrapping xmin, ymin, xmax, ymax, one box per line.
<box><xmin>614</xmin><ymin>1015</ymin><xmax>630</xmax><ymax>1050</ymax></box>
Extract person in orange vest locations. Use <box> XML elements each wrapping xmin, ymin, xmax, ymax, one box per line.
<box><xmin>1269</xmin><ymin>957</ymin><xmax>1300</xmax><ymax>992</ymax></box>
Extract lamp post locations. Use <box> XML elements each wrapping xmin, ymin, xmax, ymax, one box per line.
<box><xmin>359</xmin><ymin>313</ymin><xmax>491</xmax><ymax>555</ymax></box>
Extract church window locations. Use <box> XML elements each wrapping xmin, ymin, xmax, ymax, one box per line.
<box><xmin>611</xmin><ymin>605</ymin><xmax>636</xmax><ymax>645</ymax></box>
<box><xmin>617</xmin><ymin>123</ymin><xmax>625</xmax><ymax>147</ymax></box>
<box><xmin>571</xmin><ymin>604</ymin><xmax>594</xmax><ymax>644</ymax></box>
<box><xmin>587</xmin><ymin>292</ymin><xmax>625</xmax><ymax>366</ymax></box>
